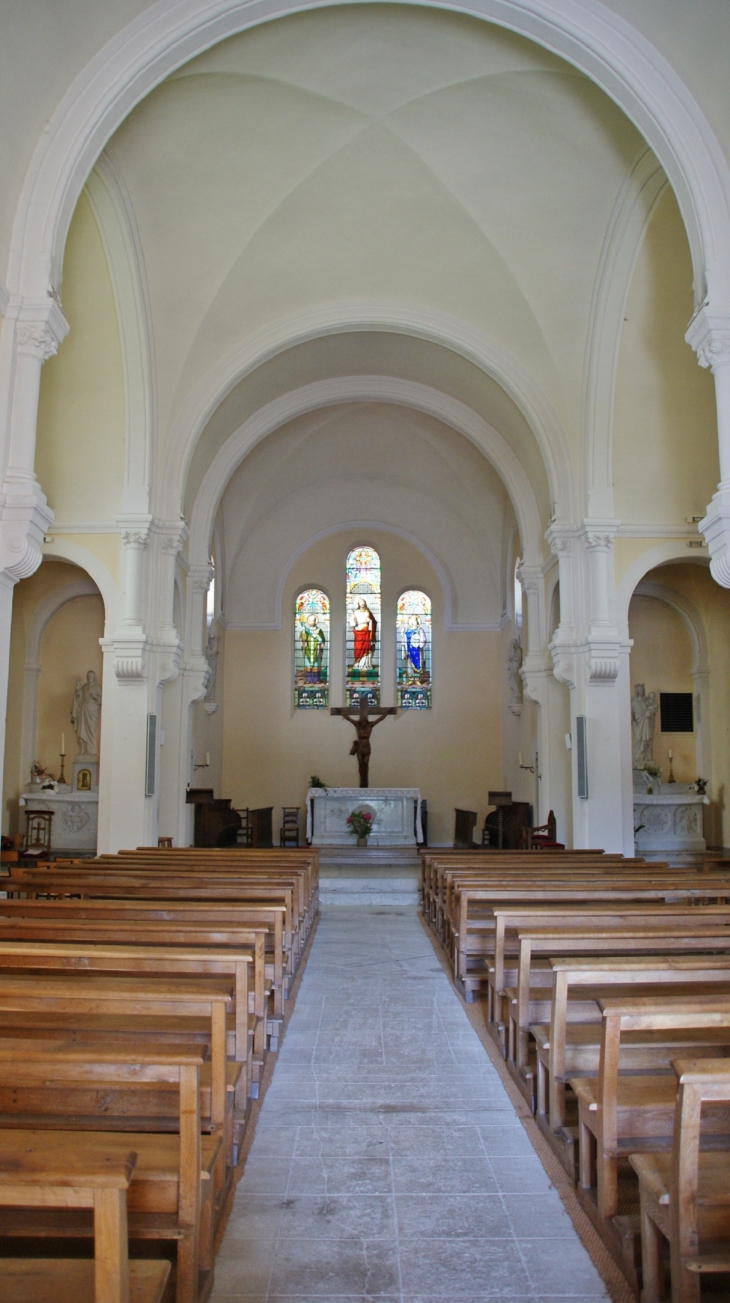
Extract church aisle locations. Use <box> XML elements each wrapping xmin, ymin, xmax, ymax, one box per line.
<box><xmin>211</xmin><ymin>907</ymin><xmax>609</xmax><ymax>1302</ymax></box>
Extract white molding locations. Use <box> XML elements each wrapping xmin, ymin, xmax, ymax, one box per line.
<box><xmin>614</xmin><ymin>540</ymin><xmax>710</xmax><ymax>631</ymax></box>
<box><xmin>187</xmin><ymin>374</ymin><xmax>545</xmax><ymax>581</ymax></box>
<box><xmin>7</xmin><ymin>0</ymin><xmax>730</xmax><ymax>316</ymax></box>
<box><xmin>46</xmin><ymin>520</ymin><xmax>119</xmax><ymax>534</ymax></box>
<box><xmin>165</xmin><ymin>302</ymin><xmax>573</xmax><ymax>523</ymax></box>
<box><xmin>582</xmin><ymin>146</ymin><xmax>668</xmax><ymax>515</ymax></box>
<box><xmin>616</xmin><ymin>524</ymin><xmax>702</xmax><ymax>538</ymax></box>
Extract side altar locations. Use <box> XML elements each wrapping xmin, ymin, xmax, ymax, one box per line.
<box><xmin>307</xmin><ymin>787</ymin><xmax>422</xmax><ymax>846</ymax></box>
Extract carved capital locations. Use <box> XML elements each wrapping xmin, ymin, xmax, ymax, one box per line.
<box><xmin>158</xmin><ymin>519</ymin><xmax>189</xmax><ymax>557</ymax></box>
<box><xmin>0</xmin><ymin>488</ymin><xmax>53</xmax><ymax>582</ymax></box>
<box><xmin>16</xmin><ymin>323</ymin><xmax>58</xmax><ymax>362</ymax></box>
<box><xmin>189</xmin><ymin>564</ymin><xmax>214</xmax><ymax>595</ymax></box>
<box><xmin>102</xmin><ymin>634</ymin><xmax>147</xmax><ymax>684</ymax></box>
<box><xmin>585</xmin><ymin>532</ymin><xmax>614</xmax><ymax>553</ymax></box>
<box><xmin>516</xmin><ymin>563</ymin><xmax>540</xmax><ymax>595</ymax></box>
<box><xmin>121</xmin><ymin>530</ymin><xmax>149</xmax><ymax>549</ymax></box>
<box><xmin>696</xmin><ymin>333</ymin><xmax>730</xmax><ymax>371</ymax></box>
<box><xmin>698</xmin><ymin>487</ymin><xmax>730</xmax><ymax>588</ymax></box>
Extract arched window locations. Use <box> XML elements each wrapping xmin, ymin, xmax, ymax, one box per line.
<box><xmin>514</xmin><ymin>555</ymin><xmax>523</xmax><ymax>633</ymax></box>
<box><xmin>206</xmin><ymin>555</ymin><xmax>216</xmax><ymax>627</ymax></box>
<box><xmin>397</xmin><ymin>590</ymin><xmax>432</xmax><ymax>709</ymax></box>
<box><xmin>346</xmin><ymin>546</ymin><xmax>381</xmax><ymax>706</ymax></box>
<box><xmin>294</xmin><ymin>589</ymin><xmax>330</xmax><ymax>709</ymax></box>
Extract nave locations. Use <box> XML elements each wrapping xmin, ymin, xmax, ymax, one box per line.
<box><xmin>212</xmin><ymin>906</ymin><xmax>609</xmax><ymax>1302</ymax></box>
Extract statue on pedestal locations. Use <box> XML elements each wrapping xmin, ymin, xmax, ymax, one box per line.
<box><xmin>71</xmin><ymin>669</ymin><xmax>102</xmax><ymax>758</ymax></box>
<box><xmin>631</xmin><ymin>682</ymin><xmax>658</xmax><ymax>766</ymax></box>
<box><xmin>508</xmin><ymin>638</ymin><xmax>523</xmax><ymax>716</ymax></box>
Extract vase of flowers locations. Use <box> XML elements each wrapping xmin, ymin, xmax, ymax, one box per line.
<box><xmin>347</xmin><ymin>808</ymin><xmax>374</xmax><ymax>847</ymax></box>
<box><xmin>640</xmin><ymin>761</ymin><xmax>662</xmax><ymax>795</ymax></box>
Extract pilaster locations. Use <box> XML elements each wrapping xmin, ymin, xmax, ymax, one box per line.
<box><xmin>687</xmin><ymin>308</ymin><xmax>730</xmax><ymax>586</ymax></box>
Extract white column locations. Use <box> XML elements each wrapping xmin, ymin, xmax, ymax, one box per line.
<box><xmin>687</xmin><ymin>310</ymin><xmax>730</xmax><ymax>585</ymax></box>
<box><xmin>0</xmin><ymin>298</ymin><xmax>68</xmax><ymax>828</ymax></box>
<box><xmin>547</xmin><ymin>523</ymin><xmax>634</xmax><ymax>854</ymax></box>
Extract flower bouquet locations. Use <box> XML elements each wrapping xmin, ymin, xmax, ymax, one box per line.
<box><xmin>346</xmin><ymin>808</ymin><xmax>374</xmax><ymax>845</ymax></box>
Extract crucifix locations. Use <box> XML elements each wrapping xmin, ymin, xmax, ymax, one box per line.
<box><xmin>330</xmin><ymin>693</ymin><xmax>398</xmax><ymax>787</ymax></box>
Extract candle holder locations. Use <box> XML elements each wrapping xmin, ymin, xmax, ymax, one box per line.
<box><xmin>58</xmin><ymin>752</ymin><xmax>66</xmax><ymax>784</ymax></box>
<box><xmin>667</xmin><ymin>753</ymin><xmax>676</xmax><ymax>784</ymax></box>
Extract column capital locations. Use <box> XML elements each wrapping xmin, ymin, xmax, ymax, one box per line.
<box><xmin>545</xmin><ymin>522</ymin><xmax>581</xmax><ymax>558</ymax></box>
<box><xmin>12</xmin><ymin>296</ymin><xmax>69</xmax><ymax>361</ymax></box>
<box><xmin>116</xmin><ymin>513</ymin><xmax>152</xmax><ymax>549</ymax></box>
<box><xmin>686</xmin><ymin>305</ymin><xmax>730</xmax><ymax>370</ymax></box>
<box><xmin>583</xmin><ymin>518</ymin><xmax>619</xmax><ymax>553</ymax></box>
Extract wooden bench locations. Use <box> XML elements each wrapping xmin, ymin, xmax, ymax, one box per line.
<box><xmin>570</xmin><ymin>995</ymin><xmax>730</xmax><ymax>1287</ymax></box>
<box><xmin>0</xmin><ymin>1040</ymin><xmax>213</xmax><ymax>1303</ymax></box>
<box><xmin>0</xmin><ymin>1136</ymin><xmax>169</xmax><ymax>1303</ymax></box>
<box><xmin>630</xmin><ymin>1057</ymin><xmax>730</xmax><ymax>1302</ymax></box>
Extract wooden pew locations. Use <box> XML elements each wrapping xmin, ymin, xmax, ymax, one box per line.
<box><xmin>0</xmin><ymin>899</ymin><xmax>287</xmax><ymax>1018</ymax></box>
<box><xmin>0</xmin><ymin>1040</ymin><xmax>213</xmax><ymax>1303</ymax></box>
<box><xmin>630</xmin><ymin>1058</ymin><xmax>730</xmax><ymax>1302</ymax></box>
<box><xmin>570</xmin><ymin>995</ymin><xmax>730</xmax><ymax>1287</ymax></box>
<box><xmin>0</xmin><ymin>1137</ymin><xmax>170</xmax><ymax>1303</ymax></box>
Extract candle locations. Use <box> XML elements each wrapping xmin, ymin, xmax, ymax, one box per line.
<box><xmin>668</xmin><ymin>749</ymin><xmax>673</xmax><ymax>760</ymax></box>
<box><xmin>518</xmin><ymin>752</ymin><xmax>523</xmax><ymax>767</ymax></box>
<box><xmin>61</xmin><ymin>733</ymin><xmax>65</xmax><ymax>754</ymax></box>
<box><xmin>205</xmin><ymin>752</ymin><xmax>210</xmax><ymax>766</ymax></box>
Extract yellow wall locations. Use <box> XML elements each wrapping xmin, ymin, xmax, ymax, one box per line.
<box><xmin>220</xmin><ymin>530</ymin><xmax>503</xmax><ymax>845</ymax></box>
<box><xmin>37</xmin><ymin>595</ymin><xmax>105</xmax><ymax>777</ymax></box>
<box><xmin>628</xmin><ymin>562</ymin><xmax>730</xmax><ymax>847</ymax></box>
<box><xmin>2</xmin><ymin>561</ymin><xmax>104</xmax><ymax>836</ymax></box>
<box><xmin>628</xmin><ymin>593</ymin><xmax>695</xmax><ymax>782</ymax></box>
<box><xmin>613</xmin><ymin>188</ymin><xmax>718</xmax><ymax>524</ymax></box>
<box><xmin>35</xmin><ymin>189</ymin><xmax>126</xmax><ymax>522</ymax></box>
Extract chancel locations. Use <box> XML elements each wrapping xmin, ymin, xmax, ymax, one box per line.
<box><xmin>4</xmin><ymin>4</ymin><xmax>730</xmax><ymax>1300</ymax></box>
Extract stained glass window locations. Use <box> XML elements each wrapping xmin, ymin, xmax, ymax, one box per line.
<box><xmin>397</xmin><ymin>589</ymin><xmax>432</xmax><ymax>709</ymax></box>
<box><xmin>346</xmin><ymin>546</ymin><xmax>381</xmax><ymax>706</ymax></box>
<box><xmin>294</xmin><ymin>589</ymin><xmax>330</xmax><ymax>709</ymax></box>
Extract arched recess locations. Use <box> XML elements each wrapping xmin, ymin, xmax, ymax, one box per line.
<box><xmin>20</xmin><ymin>576</ymin><xmax>99</xmax><ymax>792</ymax></box>
<box><xmin>8</xmin><ymin>0</ymin><xmax>730</xmax><ymax>316</ymax></box>
<box><xmin>582</xmin><ymin>146</ymin><xmax>668</xmax><ymax>516</ymax></box>
<box><xmin>165</xmin><ymin>306</ymin><xmax>573</xmax><ymax>523</ymax></box>
<box><xmin>633</xmin><ymin>577</ymin><xmax>712</xmax><ymax>787</ymax></box>
<box><xmin>187</xmin><ymin>377</ymin><xmax>545</xmax><ymax>590</ymax></box>
<box><xmin>85</xmin><ymin>152</ymin><xmax>156</xmax><ymax>516</ymax></box>
<box><xmin>41</xmin><ymin>537</ymin><xmax>119</xmax><ymax>630</ymax></box>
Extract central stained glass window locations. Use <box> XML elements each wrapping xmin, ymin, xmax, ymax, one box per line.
<box><xmin>346</xmin><ymin>546</ymin><xmax>381</xmax><ymax>706</ymax></box>
<box><xmin>294</xmin><ymin>588</ymin><xmax>329</xmax><ymax>708</ymax></box>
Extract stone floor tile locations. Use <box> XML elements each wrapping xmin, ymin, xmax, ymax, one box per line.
<box><xmin>395</xmin><ymin>1192</ymin><xmax>512</xmax><ymax>1239</ymax></box>
<box><xmin>398</xmin><ymin>1237</ymin><xmax>532</xmax><ymax>1296</ymax></box>
<box><xmin>286</xmin><ymin>1155</ymin><xmax>394</xmax><ymax>1195</ymax></box>
<box><xmin>519</xmin><ymin>1235</ymin><xmax>609</xmax><ymax>1295</ymax></box>
<box><xmin>391</xmin><ymin>1152</ymin><xmax>499</xmax><ymax>1194</ymax></box>
<box><xmin>268</xmin><ymin>1237</ymin><xmax>401</xmax><ymax>1296</ymax></box>
<box><xmin>277</xmin><ymin>1193</ymin><xmax>396</xmax><ymax>1239</ymax></box>
<box><xmin>501</xmin><ymin>1192</ymin><xmax>578</xmax><ymax>1238</ymax></box>
<box><xmin>487</xmin><ymin>1154</ymin><xmax>556</xmax><ymax>1193</ymax></box>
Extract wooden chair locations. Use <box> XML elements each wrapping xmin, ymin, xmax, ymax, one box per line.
<box><xmin>157</xmin><ymin>836</ymin><xmax>173</xmax><ymax>849</ymax></box>
<box><xmin>630</xmin><ymin>1058</ymin><xmax>730</xmax><ymax>1303</ymax></box>
<box><xmin>454</xmin><ymin>809</ymin><xmax>477</xmax><ymax>849</ymax></box>
<box><xmin>22</xmin><ymin>810</ymin><xmax>53</xmax><ymax>862</ymax></box>
<box><xmin>524</xmin><ymin>809</ymin><xmax>565</xmax><ymax>849</ymax></box>
<box><xmin>280</xmin><ymin>807</ymin><xmax>300</xmax><ymax>847</ymax></box>
<box><xmin>235</xmin><ymin>809</ymin><xmax>253</xmax><ymax>846</ymax></box>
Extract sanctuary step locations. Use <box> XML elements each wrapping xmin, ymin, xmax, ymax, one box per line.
<box><xmin>318</xmin><ymin>845</ymin><xmax>420</xmax><ymax>906</ymax></box>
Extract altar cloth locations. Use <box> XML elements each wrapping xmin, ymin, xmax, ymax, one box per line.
<box><xmin>307</xmin><ymin>786</ymin><xmax>422</xmax><ymax>846</ymax></box>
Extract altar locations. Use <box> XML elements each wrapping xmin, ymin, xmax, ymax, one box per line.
<box><xmin>307</xmin><ymin>787</ymin><xmax>422</xmax><ymax>846</ymax></box>
<box><xmin>633</xmin><ymin>786</ymin><xmax>709</xmax><ymax>857</ymax></box>
<box><xmin>20</xmin><ymin>788</ymin><xmax>98</xmax><ymax>854</ymax></box>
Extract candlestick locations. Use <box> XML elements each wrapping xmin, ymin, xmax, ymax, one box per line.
<box><xmin>667</xmin><ymin>751</ymin><xmax>676</xmax><ymax>784</ymax></box>
<box><xmin>58</xmin><ymin>751</ymin><xmax>66</xmax><ymax>785</ymax></box>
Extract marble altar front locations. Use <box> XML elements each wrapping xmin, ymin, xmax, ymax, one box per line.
<box><xmin>307</xmin><ymin>787</ymin><xmax>422</xmax><ymax>846</ymax></box>
<box><xmin>633</xmin><ymin>785</ymin><xmax>709</xmax><ymax>856</ymax></box>
<box><xmin>20</xmin><ymin>788</ymin><xmax>98</xmax><ymax>853</ymax></box>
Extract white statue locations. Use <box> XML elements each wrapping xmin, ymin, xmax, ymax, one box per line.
<box><xmin>508</xmin><ymin>638</ymin><xmax>523</xmax><ymax>716</ymax></box>
<box><xmin>204</xmin><ymin>631</ymin><xmax>219</xmax><ymax>702</ymax></box>
<box><xmin>71</xmin><ymin>669</ymin><xmax>102</xmax><ymax>757</ymax></box>
<box><xmin>631</xmin><ymin>682</ymin><xmax>658</xmax><ymax>766</ymax></box>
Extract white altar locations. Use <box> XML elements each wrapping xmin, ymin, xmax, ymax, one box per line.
<box><xmin>20</xmin><ymin>788</ymin><xmax>99</xmax><ymax>853</ymax></box>
<box><xmin>633</xmin><ymin>786</ymin><xmax>709</xmax><ymax>856</ymax></box>
<box><xmin>307</xmin><ymin>787</ymin><xmax>422</xmax><ymax>846</ymax></box>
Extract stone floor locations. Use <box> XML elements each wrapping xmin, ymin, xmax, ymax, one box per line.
<box><xmin>211</xmin><ymin>906</ymin><xmax>610</xmax><ymax>1302</ymax></box>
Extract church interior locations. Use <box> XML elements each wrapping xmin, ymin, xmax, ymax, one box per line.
<box><xmin>3</xmin><ymin>2</ymin><xmax>730</xmax><ymax>1301</ymax></box>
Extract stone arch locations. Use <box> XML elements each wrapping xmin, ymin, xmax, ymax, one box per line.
<box><xmin>166</xmin><ymin>307</ymin><xmax>573</xmax><ymax>524</ymax></box>
<box><xmin>19</xmin><ymin>574</ymin><xmax>100</xmax><ymax>795</ymax></box>
<box><xmin>187</xmin><ymin>377</ymin><xmax>546</xmax><ymax>597</ymax></box>
<box><xmin>7</xmin><ymin>0</ymin><xmax>730</xmax><ymax>315</ymax></box>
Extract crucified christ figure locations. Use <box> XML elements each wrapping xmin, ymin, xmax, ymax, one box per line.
<box><xmin>330</xmin><ymin>694</ymin><xmax>398</xmax><ymax>787</ymax></box>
